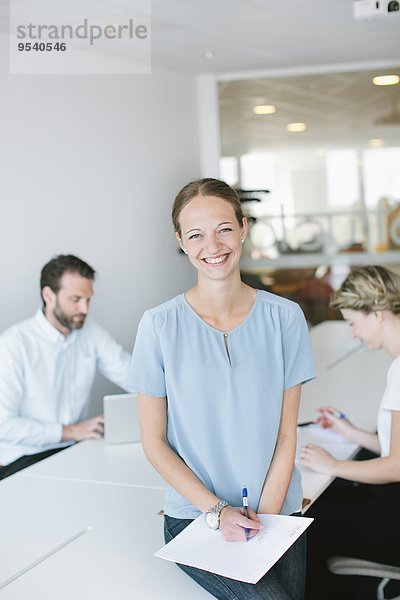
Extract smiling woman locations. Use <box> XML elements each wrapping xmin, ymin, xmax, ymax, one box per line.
<box><xmin>177</xmin><ymin>198</ymin><xmax>246</xmax><ymax>293</ymax></box>
<box><xmin>128</xmin><ymin>178</ymin><xmax>315</xmax><ymax>600</ymax></box>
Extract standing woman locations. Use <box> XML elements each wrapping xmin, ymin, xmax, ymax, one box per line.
<box><xmin>129</xmin><ymin>178</ymin><xmax>315</xmax><ymax>600</ymax></box>
<box><xmin>300</xmin><ymin>265</ymin><xmax>400</xmax><ymax>599</ymax></box>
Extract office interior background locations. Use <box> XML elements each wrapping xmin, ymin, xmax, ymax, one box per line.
<box><xmin>1</xmin><ymin>0</ymin><xmax>399</xmax><ymax>412</ymax></box>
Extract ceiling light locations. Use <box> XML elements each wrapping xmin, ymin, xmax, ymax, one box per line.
<box><xmin>287</xmin><ymin>122</ymin><xmax>306</xmax><ymax>132</ymax></box>
<box><xmin>368</xmin><ymin>138</ymin><xmax>385</xmax><ymax>147</ymax></box>
<box><xmin>253</xmin><ymin>104</ymin><xmax>276</xmax><ymax>115</ymax></box>
<box><xmin>372</xmin><ymin>74</ymin><xmax>400</xmax><ymax>86</ymax></box>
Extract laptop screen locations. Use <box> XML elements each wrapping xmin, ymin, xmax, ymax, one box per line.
<box><xmin>103</xmin><ymin>393</ymin><xmax>140</xmax><ymax>444</ymax></box>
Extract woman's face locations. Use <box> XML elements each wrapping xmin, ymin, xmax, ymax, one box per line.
<box><xmin>341</xmin><ymin>308</ymin><xmax>383</xmax><ymax>350</ymax></box>
<box><xmin>177</xmin><ymin>195</ymin><xmax>246</xmax><ymax>282</ymax></box>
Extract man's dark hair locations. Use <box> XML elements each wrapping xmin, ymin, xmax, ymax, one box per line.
<box><xmin>40</xmin><ymin>254</ymin><xmax>96</xmax><ymax>299</ymax></box>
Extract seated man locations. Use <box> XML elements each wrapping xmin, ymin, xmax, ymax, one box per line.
<box><xmin>0</xmin><ymin>254</ymin><xmax>132</xmax><ymax>478</ymax></box>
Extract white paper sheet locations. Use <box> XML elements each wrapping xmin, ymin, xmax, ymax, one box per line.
<box><xmin>155</xmin><ymin>513</ymin><xmax>313</xmax><ymax>584</ymax></box>
<box><xmin>296</xmin><ymin>424</ymin><xmax>358</xmax><ymax>463</ymax></box>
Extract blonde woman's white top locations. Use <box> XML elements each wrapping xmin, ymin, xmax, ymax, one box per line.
<box><xmin>377</xmin><ymin>355</ymin><xmax>400</xmax><ymax>457</ymax></box>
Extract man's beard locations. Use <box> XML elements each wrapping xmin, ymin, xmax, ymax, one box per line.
<box><xmin>53</xmin><ymin>305</ymin><xmax>86</xmax><ymax>331</ymax></box>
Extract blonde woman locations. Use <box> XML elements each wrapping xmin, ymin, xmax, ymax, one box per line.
<box><xmin>300</xmin><ymin>265</ymin><xmax>400</xmax><ymax>600</ymax></box>
<box><xmin>129</xmin><ymin>178</ymin><xmax>315</xmax><ymax>600</ymax></box>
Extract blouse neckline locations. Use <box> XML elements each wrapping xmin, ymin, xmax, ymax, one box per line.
<box><xmin>182</xmin><ymin>289</ymin><xmax>260</xmax><ymax>335</ymax></box>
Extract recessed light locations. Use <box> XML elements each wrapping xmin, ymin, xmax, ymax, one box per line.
<box><xmin>253</xmin><ymin>104</ymin><xmax>276</xmax><ymax>115</ymax></box>
<box><xmin>372</xmin><ymin>75</ymin><xmax>400</xmax><ymax>86</ymax></box>
<box><xmin>287</xmin><ymin>122</ymin><xmax>306</xmax><ymax>132</ymax></box>
<box><xmin>368</xmin><ymin>138</ymin><xmax>385</xmax><ymax>147</ymax></box>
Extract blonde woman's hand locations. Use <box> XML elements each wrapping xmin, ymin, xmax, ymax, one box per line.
<box><xmin>315</xmin><ymin>406</ymin><xmax>356</xmax><ymax>441</ymax></box>
<box><xmin>299</xmin><ymin>444</ymin><xmax>338</xmax><ymax>475</ymax></box>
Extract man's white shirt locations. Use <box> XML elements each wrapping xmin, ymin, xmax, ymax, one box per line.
<box><xmin>0</xmin><ymin>309</ymin><xmax>131</xmax><ymax>465</ymax></box>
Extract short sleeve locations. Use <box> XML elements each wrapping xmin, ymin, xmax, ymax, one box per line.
<box><xmin>381</xmin><ymin>359</ymin><xmax>400</xmax><ymax>412</ymax></box>
<box><xmin>127</xmin><ymin>310</ymin><xmax>167</xmax><ymax>397</ymax></box>
<box><xmin>282</xmin><ymin>305</ymin><xmax>315</xmax><ymax>389</ymax></box>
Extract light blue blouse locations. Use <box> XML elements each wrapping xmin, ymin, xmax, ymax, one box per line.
<box><xmin>129</xmin><ymin>290</ymin><xmax>315</xmax><ymax>519</ymax></box>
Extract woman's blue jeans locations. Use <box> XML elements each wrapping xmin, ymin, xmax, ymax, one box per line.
<box><xmin>164</xmin><ymin>514</ymin><xmax>306</xmax><ymax>600</ymax></box>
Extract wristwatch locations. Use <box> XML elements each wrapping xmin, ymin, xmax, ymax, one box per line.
<box><xmin>205</xmin><ymin>500</ymin><xmax>230</xmax><ymax>530</ymax></box>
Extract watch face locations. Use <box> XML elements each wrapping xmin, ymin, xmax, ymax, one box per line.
<box><xmin>205</xmin><ymin>511</ymin><xmax>219</xmax><ymax>530</ymax></box>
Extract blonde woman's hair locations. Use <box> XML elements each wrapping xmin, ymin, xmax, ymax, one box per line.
<box><xmin>330</xmin><ymin>265</ymin><xmax>400</xmax><ymax>315</ymax></box>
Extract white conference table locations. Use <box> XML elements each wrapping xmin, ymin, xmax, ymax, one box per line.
<box><xmin>296</xmin><ymin>425</ymin><xmax>358</xmax><ymax>510</ymax></box>
<box><xmin>0</xmin><ymin>320</ymin><xmax>390</xmax><ymax>598</ymax></box>
<box><xmin>306</xmin><ymin>320</ymin><xmax>361</xmax><ymax>372</ymax></box>
<box><xmin>0</xmin><ymin>478</ymin><xmax>208</xmax><ymax>599</ymax></box>
<box><xmin>299</xmin><ymin>342</ymin><xmax>390</xmax><ymax>430</ymax></box>
<box><xmin>19</xmin><ymin>437</ymin><xmax>167</xmax><ymax>488</ymax></box>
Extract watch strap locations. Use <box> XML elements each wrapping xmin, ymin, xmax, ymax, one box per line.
<box><xmin>205</xmin><ymin>500</ymin><xmax>229</xmax><ymax>528</ymax></box>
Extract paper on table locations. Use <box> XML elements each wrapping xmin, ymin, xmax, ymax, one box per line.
<box><xmin>296</xmin><ymin>424</ymin><xmax>358</xmax><ymax>463</ymax></box>
<box><xmin>155</xmin><ymin>513</ymin><xmax>313</xmax><ymax>584</ymax></box>
<box><xmin>297</xmin><ymin>423</ymin><xmax>351</xmax><ymax>445</ymax></box>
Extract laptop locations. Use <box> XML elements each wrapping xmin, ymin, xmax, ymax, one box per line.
<box><xmin>103</xmin><ymin>393</ymin><xmax>140</xmax><ymax>444</ymax></box>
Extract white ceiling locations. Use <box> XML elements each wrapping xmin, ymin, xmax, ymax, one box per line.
<box><xmin>150</xmin><ymin>0</ymin><xmax>400</xmax><ymax>76</ymax></box>
<box><xmin>5</xmin><ymin>0</ymin><xmax>400</xmax><ymax>74</ymax></box>
<box><xmin>5</xmin><ymin>0</ymin><xmax>400</xmax><ymax>152</ymax></box>
<box><xmin>152</xmin><ymin>0</ymin><xmax>400</xmax><ymax>153</ymax></box>
<box><xmin>219</xmin><ymin>68</ymin><xmax>400</xmax><ymax>152</ymax></box>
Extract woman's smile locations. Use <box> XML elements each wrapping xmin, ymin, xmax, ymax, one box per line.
<box><xmin>202</xmin><ymin>253</ymin><xmax>230</xmax><ymax>266</ymax></box>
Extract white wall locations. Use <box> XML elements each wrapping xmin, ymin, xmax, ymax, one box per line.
<box><xmin>0</xmin><ymin>33</ymin><xmax>202</xmax><ymax>413</ymax></box>
<box><xmin>196</xmin><ymin>74</ymin><xmax>221</xmax><ymax>178</ymax></box>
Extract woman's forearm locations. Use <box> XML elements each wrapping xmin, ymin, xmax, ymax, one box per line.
<box><xmin>258</xmin><ymin>384</ymin><xmax>300</xmax><ymax>514</ymax></box>
<box><xmin>346</xmin><ymin>428</ymin><xmax>380</xmax><ymax>454</ymax></box>
<box><xmin>258</xmin><ymin>433</ymin><xmax>295</xmax><ymax>513</ymax></box>
<box><xmin>138</xmin><ymin>394</ymin><xmax>220</xmax><ymax>513</ymax></box>
<box><xmin>142</xmin><ymin>436</ymin><xmax>219</xmax><ymax>513</ymax></box>
<box><xmin>332</xmin><ymin>455</ymin><xmax>400</xmax><ymax>484</ymax></box>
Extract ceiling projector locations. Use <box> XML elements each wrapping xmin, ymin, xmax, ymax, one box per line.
<box><xmin>353</xmin><ymin>0</ymin><xmax>400</xmax><ymax>19</ymax></box>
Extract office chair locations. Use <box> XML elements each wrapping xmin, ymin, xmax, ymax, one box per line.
<box><xmin>327</xmin><ymin>555</ymin><xmax>400</xmax><ymax>600</ymax></box>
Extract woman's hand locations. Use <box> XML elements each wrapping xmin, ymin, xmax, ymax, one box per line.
<box><xmin>315</xmin><ymin>406</ymin><xmax>356</xmax><ymax>441</ymax></box>
<box><xmin>219</xmin><ymin>506</ymin><xmax>262</xmax><ymax>542</ymax></box>
<box><xmin>299</xmin><ymin>443</ymin><xmax>338</xmax><ymax>475</ymax></box>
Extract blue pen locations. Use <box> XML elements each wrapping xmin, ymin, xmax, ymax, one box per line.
<box><xmin>333</xmin><ymin>411</ymin><xmax>347</xmax><ymax>419</ymax></box>
<box><xmin>242</xmin><ymin>485</ymin><xmax>250</xmax><ymax>540</ymax></box>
